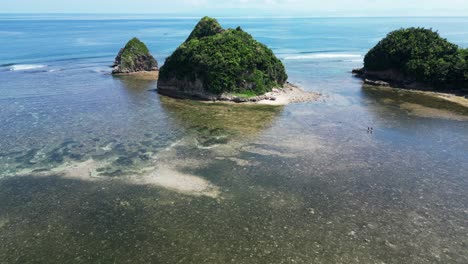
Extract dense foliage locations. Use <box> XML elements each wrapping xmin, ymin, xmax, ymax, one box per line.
<box><xmin>118</xmin><ymin>38</ymin><xmax>157</xmax><ymax>72</ymax></box>
<box><xmin>364</xmin><ymin>28</ymin><xmax>468</xmax><ymax>90</ymax></box>
<box><xmin>159</xmin><ymin>17</ymin><xmax>287</xmax><ymax>95</ymax></box>
<box><xmin>186</xmin><ymin>16</ymin><xmax>224</xmax><ymax>42</ymax></box>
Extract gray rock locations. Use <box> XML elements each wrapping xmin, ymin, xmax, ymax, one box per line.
<box><xmin>364</xmin><ymin>79</ymin><xmax>390</xmax><ymax>87</ymax></box>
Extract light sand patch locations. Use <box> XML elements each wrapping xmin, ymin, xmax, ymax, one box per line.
<box><xmin>258</xmin><ymin>84</ymin><xmax>321</xmax><ymax>106</ymax></box>
<box><xmin>48</xmin><ymin>157</ymin><xmax>220</xmax><ymax>198</ymax></box>
<box><xmin>405</xmin><ymin>89</ymin><xmax>468</xmax><ymax>108</ymax></box>
<box><xmin>0</xmin><ymin>217</ymin><xmax>9</xmax><ymax>228</ymax></box>
<box><xmin>135</xmin><ymin>166</ymin><xmax>220</xmax><ymax>198</ymax></box>
<box><xmin>228</xmin><ymin>157</ymin><xmax>258</xmax><ymax>166</ymax></box>
<box><xmin>47</xmin><ymin>159</ymin><xmax>102</xmax><ymax>181</ymax></box>
<box><xmin>12</xmin><ymin>159</ymin><xmax>104</xmax><ymax>181</ymax></box>
<box><xmin>199</xmin><ymin>83</ymin><xmax>321</xmax><ymax>106</ymax></box>
<box><xmin>400</xmin><ymin>103</ymin><xmax>468</xmax><ymax>121</ymax></box>
<box><xmin>367</xmin><ymin>85</ymin><xmax>468</xmax><ymax>108</ymax></box>
<box><xmin>434</xmin><ymin>93</ymin><xmax>468</xmax><ymax>108</ymax></box>
<box><xmin>9</xmin><ymin>137</ymin><xmax>222</xmax><ymax>199</ymax></box>
<box><xmin>19</xmin><ymin>158</ymin><xmax>221</xmax><ymax>198</ymax></box>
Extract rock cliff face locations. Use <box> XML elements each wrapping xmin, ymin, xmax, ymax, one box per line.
<box><xmin>157</xmin><ymin>16</ymin><xmax>287</xmax><ymax>99</ymax></box>
<box><xmin>352</xmin><ymin>68</ymin><xmax>415</xmax><ymax>88</ymax></box>
<box><xmin>112</xmin><ymin>38</ymin><xmax>158</xmax><ymax>74</ymax></box>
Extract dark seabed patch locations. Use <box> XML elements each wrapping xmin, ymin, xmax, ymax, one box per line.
<box><xmin>1</xmin><ymin>138</ymin><xmax>467</xmax><ymax>264</ymax></box>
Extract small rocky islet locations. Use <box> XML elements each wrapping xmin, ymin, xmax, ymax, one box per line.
<box><xmin>157</xmin><ymin>16</ymin><xmax>289</xmax><ymax>101</ymax></box>
<box><xmin>353</xmin><ymin>27</ymin><xmax>468</xmax><ymax>95</ymax></box>
<box><xmin>111</xmin><ymin>37</ymin><xmax>159</xmax><ymax>77</ymax></box>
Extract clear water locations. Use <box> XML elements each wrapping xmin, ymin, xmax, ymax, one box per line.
<box><xmin>0</xmin><ymin>15</ymin><xmax>468</xmax><ymax>263</ymax></box>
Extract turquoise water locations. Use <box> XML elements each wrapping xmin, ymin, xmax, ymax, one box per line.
<box><xmin>0</xmin><ymin>15</ymin><xmax>468</xmax><ymax>263</ymax></box>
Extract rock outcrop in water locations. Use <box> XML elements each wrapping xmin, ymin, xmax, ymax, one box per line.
<box><xmin>353</xmin><ymin>28</ymin><xmax>468</xmax><ymax>93</ymax></box>
<box><xmin>112</xmin><ymin>38</ymin><xmax>158</xmax><ymax>75</ymax></box>
<box><xmin>157</xmin><ymin>16</ymin><xmax>288</xmax><ymax>100</ymax></box>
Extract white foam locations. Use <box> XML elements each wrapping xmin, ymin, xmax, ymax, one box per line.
<box><xmin>9</xmin><ymin>64</ymin><xmax>47</xmax><ymax>71</ymax></box>
<box><xmin>284</xmin><ymin>53</ymin><xmax>362</xmax><ymax>60</ymax></box>
<box><xmin>343</xmin><ymin>59</ymin><xmax>364</xmax><ymax>62</ymax></box>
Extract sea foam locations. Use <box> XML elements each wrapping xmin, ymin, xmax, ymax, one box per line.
<box><xmin>9</xmin><ymin>64</ymin><xmax>47</xmax><ymax>71</ymax></box>
<box><xmin>284</xmin><ymin>53</ymin><xmax>362</xmax><ymax>60</ymax></box>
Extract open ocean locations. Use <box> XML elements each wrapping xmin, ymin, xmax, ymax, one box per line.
<box><xmin>0</xmin><ymin>15</ymin><xmax>468</xmax><ymax>263</ymax></box>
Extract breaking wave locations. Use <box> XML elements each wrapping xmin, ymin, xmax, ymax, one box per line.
<box><xmin>284</xmin><ymin>53</ymin><xmax>362</xmax><ymax>60</ymax></box>
<box><xmin>9</xmin><ymin>64</ymin><xmax>47</xmax><ymax>71</ymax></box>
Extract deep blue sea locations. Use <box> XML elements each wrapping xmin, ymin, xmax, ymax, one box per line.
<box><xmin>0</xmin><ymin>15</ymin><xmax>468</xmax><ymax>263</ymax></box>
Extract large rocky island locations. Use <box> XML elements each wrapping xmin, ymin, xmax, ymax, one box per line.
<box><xmin>112</xmin><ymin>37</ymin><xmax>158</xmax><ymax>78</ymax></box>
<box><xmin>353</xmin><ymin>28</ymin><xmax>468</xmax><ymax>94</ymax></box>
<box><xmin>157</xmin><ymin>17</ymin><xmax>317</xmax><ymax>103</ymax></box>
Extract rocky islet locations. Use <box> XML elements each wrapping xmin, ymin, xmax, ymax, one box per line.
<box><xmin>112</xmin><ymin>37</ymin><xmax>158</xmax><ymax>75</ymax></box>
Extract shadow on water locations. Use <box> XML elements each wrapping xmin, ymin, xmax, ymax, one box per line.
<box><xmin>112</xmin><ymin>75</ymin><xmax>159</xmax><ymax>107</ymax></box>
<box><xmin>112</xmin><ymin>75</ymin><xmax>157</xmax><ymax>91</ymax></box>
<box><xmin>159</xmin><ymin>95</ymin><xmax>284</xmax><ymax>147</ymax></box>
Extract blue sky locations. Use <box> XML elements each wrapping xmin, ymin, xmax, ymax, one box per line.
<box><xmin>2</xmin><ymin>0</ymin><xmax>468</xmax><ymax>17</ymax></box>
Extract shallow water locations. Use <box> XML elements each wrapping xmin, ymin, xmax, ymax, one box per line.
<box><xmin>0</xmin><ymin>16</ymin><xmax>468</xmax><ymax>263</ymax></box>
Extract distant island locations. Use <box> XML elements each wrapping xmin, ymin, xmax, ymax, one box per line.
<box><xmin>112</xmin><ymin>37</ymin><xmax>159</xmax><ymax>79</ymax></box>
<box><xmin>157</xmin><ymin>17</ymin><xmax>318</xmax><ymax>104</ymax></box>
<box><xmin>353</xmin><ymin>28</ymin><xmax>468</xmax><ymax>94</ymax></box>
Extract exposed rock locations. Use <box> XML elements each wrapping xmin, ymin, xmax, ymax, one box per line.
<box><xmin>353</xmin><ymin>68</ymin><xmax>419</xmax><ymax>89</ymax></box>
<box><xmin>364</xmin><ymin>79</ymin><xmax>390</xmax><ymax>87</ymax></box>
<box><xmin>112</xmin><ymin>37</ymin><xmax>158</xmax><ymax>75</ymax></box>
<box><xmin>351</xmin><ymin>68</ymin><xmax>365</xmax><ymax>76</ymax></box>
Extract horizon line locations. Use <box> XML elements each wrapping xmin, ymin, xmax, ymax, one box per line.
<box><xmin>1</xmin><ymin>13</ymin><xmax>468</xmax><ymax>19</ymax></box>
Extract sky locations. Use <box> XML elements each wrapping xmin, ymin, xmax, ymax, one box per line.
<box><xmin>2</xmin><ymin>0</ymin><xmax>468</xmax><ymax>17</ymax></box>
